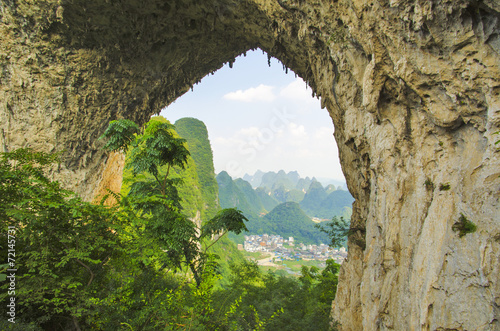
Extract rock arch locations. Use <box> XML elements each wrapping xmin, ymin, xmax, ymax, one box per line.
<box><xmin>1</xmin><ymin>0</ymin><xmax>499</xmax><ymax>329</ymax></box>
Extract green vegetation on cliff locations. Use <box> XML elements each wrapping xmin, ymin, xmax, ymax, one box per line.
<box><xmin>174</xmin><ymin>117</ymin><xmax>219</xmax><ymax>219</ymax></box>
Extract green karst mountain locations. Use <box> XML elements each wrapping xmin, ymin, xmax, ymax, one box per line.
<box><xmin>173</xmin><ymin>118</ymin><xmax>247</xmax><ymax>283</ymax></box>
<box><xmin>255</xmin><ymin>187</ymin><xmax>280</xmax><ymax>211</ymax></box>
<box><xmin>300</xmin><ymin>180</ymin><xmax>328</xmax><ymax>216</ymax></box>
<box><xmin>234</xmin><ymin>178</ymin><xmax>268</xmax><ymax>215</ymax></box>
<box><xmin>301</xmin><ymin>180</ymin><xmax>354</xmax><ymax>219</ymax></box>
<box><xmin>261</xmin><ymin>170</ymin><xmax>295</xmax><ymax>190</ymax></box>
<box><xmin>319</xmin><ymin>190</ymin><xmax>355</xmax><ymax>219</ymax></box>
<box><xmin>217</xmin><ymin>171</ymin><xmax>261</xmax><ymax>219</ymax></box>
<box><xmin>326</xmin><ymin>184</ymin><xmax>337</xmax><ymax>194</ymax></box>
<box><xmin>243</xmin><ymin>169</ymin><xmax>265</xmax><ymax>188</ymax></box>
<box><xmin>252</xmin><ymin>202</ymin><xmax>330</xmax><ymax>244</ymax></box>
<box><xmin>174</xmin><ymin>117</ymin><xmax>219</xmax><ymax>219</ymax></box>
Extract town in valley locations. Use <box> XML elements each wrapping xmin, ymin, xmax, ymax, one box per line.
<box><xmin>240</xmin><ymin>234</ymin><xmax>347</xmax><ymax>266</ymax></box>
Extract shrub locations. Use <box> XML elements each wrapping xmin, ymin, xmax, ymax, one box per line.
<box><xmin>439</xmin><ymin>183</ymin><xmax>451</xmax><ymax>191</ymax></box>
<box><xmin>452</xmin><ymin>214</ymin><xmax>477</xmax><ymax>238</ymax></box>
<box><xmin>424</xmin><ymin>179</ymin><xmax>434</xmax><ymax>191</ymax></box>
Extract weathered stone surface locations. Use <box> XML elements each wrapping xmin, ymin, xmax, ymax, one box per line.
<box><xmin>1</xmin><ymin>0</ymin><xmax>499</xmax><ymax>329</ymax></box>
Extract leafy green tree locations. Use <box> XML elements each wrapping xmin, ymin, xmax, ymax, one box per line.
<box><xmin>0</xmin><ymin>149</ymin><xmax>121</xmax><ymax>330</ymax></box>
<box><xmin>211</xmin><ymin>258</ymin><xmax>340</xmax><ymax>331</ymax></box>
<box><xmin>100</xmin><ymin>118</ymin><xmax>248</xmax><ymax>286</ymax></box>
<box><xmin>315</xmin><ymin>216</ymin><xmax>350</xmax><ymax>248</ymax></box>
<box><xmin>0</xmin><ymin>142</ymin><xmax>245</xmax><ymax>329</ymax></box>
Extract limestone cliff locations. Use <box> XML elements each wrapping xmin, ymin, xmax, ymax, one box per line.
<box><xmin>1</xmin><ymin>0</ymin><xmax>499</xmax><ymax>329</ymax></box>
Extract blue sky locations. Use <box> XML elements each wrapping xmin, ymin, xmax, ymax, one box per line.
<box><xmin>160</xmin><ymin>50</ymin><xmax>345</xmax><ymax>182</ymax></box>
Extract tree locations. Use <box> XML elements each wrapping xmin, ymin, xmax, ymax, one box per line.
<box><xmin>315</xmin><ymin>216</ymin><xmax>350</xmax><ymax>248</ymax></box>
<box><xmin>0</xmin><ymin>148</ymin><xmax>121</xmax><ymax>330</ymax></box>
<box><xmin>100</xmin><ymin>118</ymin><xmax>248</xmax><ymax>286</ymax></box>
<box><xmin>211</xmin><ymin>259</ymin><xmax>340</xmax><ymax>331</ymax></box>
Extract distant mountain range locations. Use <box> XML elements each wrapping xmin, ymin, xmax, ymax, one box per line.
<box><xmin>217</xmin><ymin>170</ymin><xmax>354</xmax><ymax>244</ymax></box>
<box><xmin>242</xmin><ymin>170</ymin><xmax>348</xmax><ymax>191</ymax></box>
<box><xmin>221</xmin><ymin>170</ymin><xmax>353</xmax><ymax>219</ymax></box>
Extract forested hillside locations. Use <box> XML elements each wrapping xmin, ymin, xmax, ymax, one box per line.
<box><xmin>174</xmin><ymin>117</ymin><xmax>219</xmax><ymax>219</ymax></box>
<box><xmin>172</xmin><ymin>118</ymin><xmax>247</xmax><ymax>284</ymax></box>
<box><xmin>217</xmin><ymin>171</ymin><xmax>264</xmax><ymax>218</ymax></box>
<box><xmin>252</xmin><ymin>202</ymin><xmax>330</xmax><ymax>244</ymax></box>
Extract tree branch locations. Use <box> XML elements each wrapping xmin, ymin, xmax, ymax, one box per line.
<box><xmin>203</xmin><ymin>230</ymin><xmax>228</xmax><ymax>253</ymax></box>
<box><xmin>74</xmin><ymin>258</ymin><xmax>95</xmax><ymax>287</ymax></box>
<box><xmin>152</xmin><ymin>173</ymin><xmax>164</xmax><ymax>195</ymax></box>
<box><xmin>162</xmin><ymin>164</ymin><xmax>171</xmax><ymax>196</ymax></box>
<box><xmin>60</xmin><ymin>242</ymin><xmax>96</xmax><ymax>287</ymax></box>
<box><xmin>72</xmin><ymin>316</ymin><xmax>82</xmax><ymax>331</ymax></box>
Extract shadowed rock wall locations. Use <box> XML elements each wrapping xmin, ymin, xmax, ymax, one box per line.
<box><xmin>1</xmin><ymin>0</ymin><xmax>499</xmax><ymax>329</ymax></box>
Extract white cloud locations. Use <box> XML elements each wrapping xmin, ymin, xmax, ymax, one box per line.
<box><xmin>314</xmin><ymin>126</ymin><xmax>334</xmax><ymax>140</ymax></box>
<box><xmin>279</xmin><ymin>78</ymin><xmax>319</xmax><ymax>104</ymax></box>
<box><xmin>238</xmin><ymin>127</ymin><xmax>263</xmax><ymax>139</ymax></box>
<box><xmin>212</xmin><ymin>136</ymin><xmax>240</xmax><ymax>147</ymax></box>
<box><xmin>223</xmin><ymin>84</ymin><xmax>276</xmax><ymax>102</ymax></box>
<box><xmin>288</xmin><ymin>123</ymin><xmax>307</xmax><ymax>139</ymax></box>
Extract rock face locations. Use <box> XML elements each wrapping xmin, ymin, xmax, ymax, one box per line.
<box><xmin>1</xmin><ymin>0</ymin><xmax>499</xmax><ymax>329</ymax></box>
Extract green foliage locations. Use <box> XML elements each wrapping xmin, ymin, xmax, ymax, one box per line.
<box><xmin>99</xmin><ymin>119</ymin><xmax>140</xmax><ymax>152</ymax></box>
<box><xmin>101</xmin><ymin>118</ymin><xmax>249</xmax><ymax>287</ymax></box>
<box><xmin>204</xmin><ymin>235</ymin><xmax>246</xmax><ymax>289</ymax></box>
<box><xmin>424</xmin><ymin>179</ymin><xmax>434</xmax><ymax>191</ymax></box>
<box><xmin>211</xmin><ymin>259</ymin><xmax>340</xmax><ymax>330</ymax></box>
<box><xmin>0</xmin><ymin>148</ymin><xmax>121</xmax><ymax>329</ymax></box>
<box><xmin>174</xmin><ymin>118</ymin><xmax>220</xmax><ymax>219</ymax></box>
<box><xmin>0</xmin><ymin>263</ymin><xmax>8</xmax><ymax>282</ymax></box>
<box><xmin>452</xmin><ymin>214</ymin><xmax>477</xmax><ymax>238</ymax></box>
<box><xmin>315</xmin><ymin>216</ymin><xmax>350</xmax><ymax>248</ymax></box>
<box><xmin>127</xmin><ymin>119</ymin><xmax>190</xmax><ymax>179</ymax></box>
<box><xmin>439</xmin><ymin>183</ymin><xmax>451</xmax><ymax>191</ymax></box>
<box><xmin>202</xmin><ymin>208</ymin><xmax>249</xmax><ymax>239</ymax></box>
